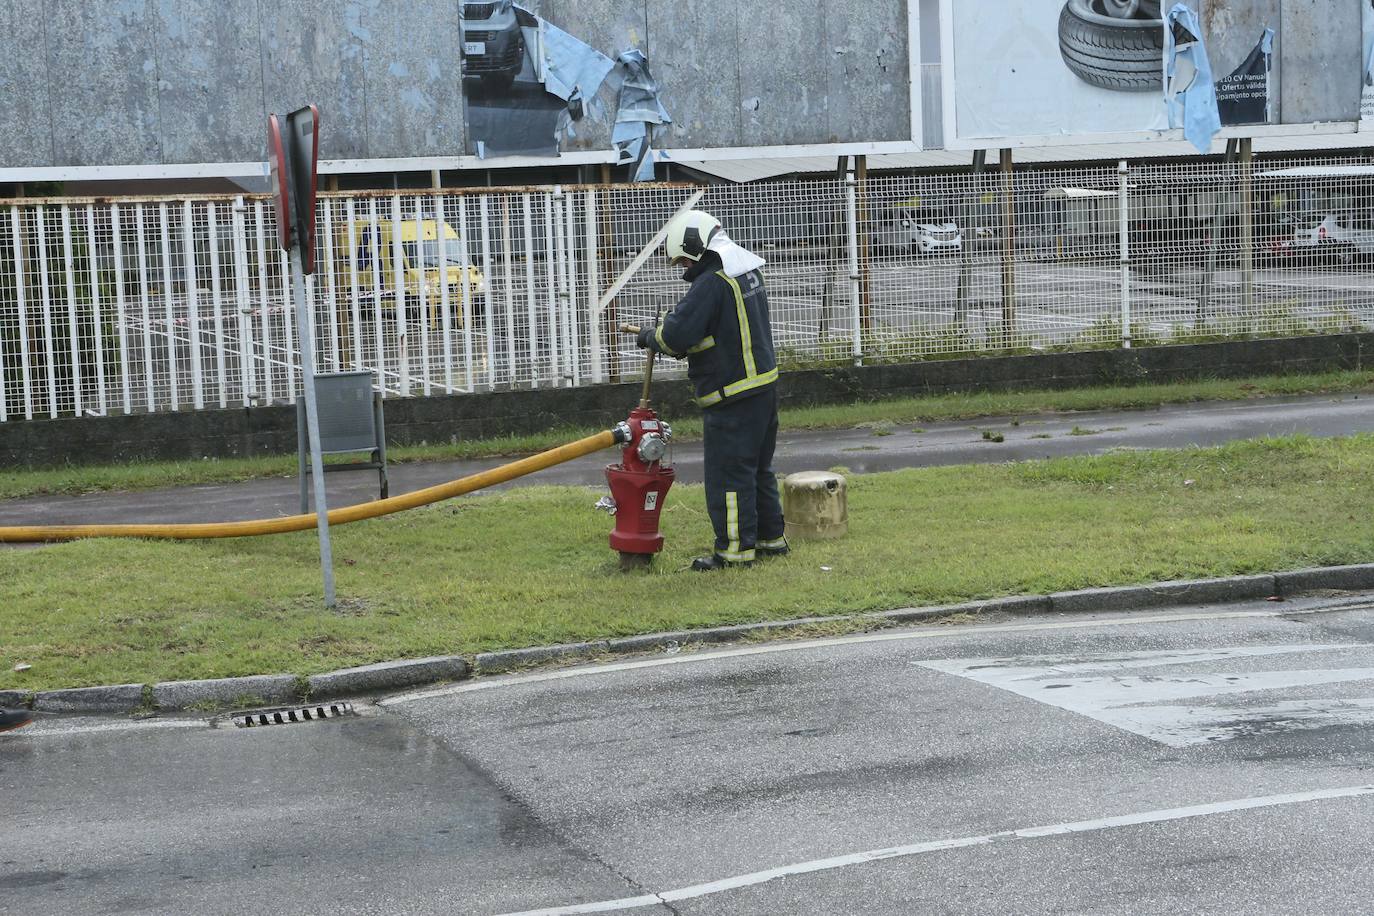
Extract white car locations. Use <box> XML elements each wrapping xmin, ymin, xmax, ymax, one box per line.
<box><xmin>1272</xmin><ymin>215</ymin><xmax>1374</xmax><ymax>264</ymax></box>
<box><xmin>1310</xmin><ymin>215</ymin><xmax>1374</xmax><ymax>261</ymax></box>
<box><xmin>876</xmin><ymin>209</ymin><xmax>964</xmax><ymax>256</ymax></box>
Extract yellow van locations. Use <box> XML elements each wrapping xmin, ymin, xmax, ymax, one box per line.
<box><xmin>334</xmin><ymin>217</ymin><xmax>486</xmax><ymax>318</ymax></box>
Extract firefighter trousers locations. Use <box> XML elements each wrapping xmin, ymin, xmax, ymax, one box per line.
<box><xmin>701</xmin><ymin>387</ymin><xmax>785</xmax><ymax>562</ymax></box>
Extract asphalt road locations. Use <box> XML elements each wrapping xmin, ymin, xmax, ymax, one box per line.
<box><xmin>5</xmin><ymin>596</ymin><xmax>1374</xmax><ymax>914</ymax></box>
<box><xmin>5</xmin><ymin>391</ymin><xmax>1374</xmax><ymax>529</ymax></box>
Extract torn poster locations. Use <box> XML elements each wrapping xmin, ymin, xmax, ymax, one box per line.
<box><xmin>611</xmin><ymin>48</ymin><xmax>672</xmax><ymax>182</ymax></box>
<box><xmin>1215</xmin><ymin>28</ymin><xmax>1274</xmax><ymax>126</ymax></box>
<box><xmin>460</xmin><ymin>3</ymin><xmax>612</xmax><ymax>158</ymax></box>
<box><xmin>540</xmin><ymin>20</ymin><xmax>616</xmax><ymax>110</ymax></box>
<box><xmin>1164</xmin><ymin>3</ymin><xmax>1221</xmax><ymax>154</ymax></box>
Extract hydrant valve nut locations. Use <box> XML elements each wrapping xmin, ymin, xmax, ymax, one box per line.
<box><xmin>637</xmin><ymin>433</ymin><xmax>668</xmax><ymax>463</ymax></box>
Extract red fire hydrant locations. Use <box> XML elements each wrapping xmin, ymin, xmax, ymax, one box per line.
<box><xmin>605</xmin><ymin>405</ymin><xmax>675</xmax><ymax>568</ymax></box>
<box><xmin>603</xmin><ymin>322</ymin><xmax>677</xmax><ymax>569</ymax></box>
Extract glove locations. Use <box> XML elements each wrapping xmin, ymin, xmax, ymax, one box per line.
<box><xmin>635</xmin><ymin>323</ymin><xmax>656</xmax><ymax>350</ymax></box>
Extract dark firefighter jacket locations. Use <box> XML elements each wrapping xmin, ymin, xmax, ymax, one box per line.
<box><xmin>647</xmin><ymin>252</ymin><xmax>778</xmax><ymax>408</ymax></box>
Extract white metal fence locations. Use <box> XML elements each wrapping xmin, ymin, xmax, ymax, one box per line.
<box><xmin>4</xmin><ymin>156</ymin><xmax>1374</xmax><ymax>422</ymax></box>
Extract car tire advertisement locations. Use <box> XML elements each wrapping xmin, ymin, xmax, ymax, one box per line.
<box><xmin>944</xmin><ymin>0</ymin><xmax>1361</xmax><ymax>150</ymax></box>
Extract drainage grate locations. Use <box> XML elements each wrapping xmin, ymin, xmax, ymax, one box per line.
<box><xmin>232</xmin><ymin>702</ymin><xmax>355</xmax><ymax>728</ymax></box>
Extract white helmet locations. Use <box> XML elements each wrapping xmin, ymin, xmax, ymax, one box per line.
<box><xmin>664</xmin><ymin>210</ymin><xmax>722</xmax><ymax>263</ymax></box>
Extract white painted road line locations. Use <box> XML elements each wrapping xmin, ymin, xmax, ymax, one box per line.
<box><xmin>496</xmin><ymin>784</ymin><xmax>1374</xmax><ymax>916</ymax></box>
<box><xmin>381</xmin><ymin>605</ymin><xmax>1372</xmax><ymax>706</ymax></box>
<box><xmin>922</xmin><ymin>644</ymin><xmax>1374</xmax><ymax>746</ymax></box>
<box><xmin>11</xmin><ymin>718</ymin><xmax>209</xmax><ymax>738</ymax></box>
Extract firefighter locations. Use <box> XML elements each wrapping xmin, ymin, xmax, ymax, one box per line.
<box><xmin>635</xmin><ymin>210</ymin><xmax>787</xmax><ymax>570</ymax></box>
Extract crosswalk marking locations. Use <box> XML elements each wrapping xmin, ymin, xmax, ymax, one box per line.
<box><xmin>920</xmin><ymin>644</ymin><xmax>1374</xmax><ymax>747</ymax></box>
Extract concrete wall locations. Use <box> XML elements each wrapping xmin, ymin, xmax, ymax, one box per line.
<box><xmin>0</xmin><ymin>0</ymin><xmax>913</xmax><ymax>170</ymax></box>
<box><xmin>4</xmin><ymin>333</ymin><xmax>1371</xmax><ymax>468</ymax></box>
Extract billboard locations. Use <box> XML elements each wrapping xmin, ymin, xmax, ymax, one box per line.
<box><xmin>0</xmin><ymin>0</ymin><xmax>923</xmax><ymax>180</ymax></box>
<box><xmin>459</xmin><ymin>0</ymin><xmax>921</xmax><ymax>171</ymax></box>
<box><xmin>942</xmin><ymin>0</ymin><xmax>1362</xmax><ymax>151</ymax></box>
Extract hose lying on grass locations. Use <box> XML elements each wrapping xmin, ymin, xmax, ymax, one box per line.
<box><xmin>0</xmin><ymin>429</ymin><xmax>619</xmax><ymax>543</ymax></box>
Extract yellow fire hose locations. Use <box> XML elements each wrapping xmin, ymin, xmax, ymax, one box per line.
<box><xmin>0</xmin><ymin>429</ymin><xmax>619</xmax><ymax>543</ymax></box>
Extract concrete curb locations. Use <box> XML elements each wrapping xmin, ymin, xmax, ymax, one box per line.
<box><xmin>1047</xmin><ymin>574</ymin><xmax>1277</xmax><ymax>615</ymax></box>
<box><xmin>33</xmin><ymin>683</ymin><xmax>145</xmax><ymax>713</ymax></box>
<box><xmin>152</xmin><ymin>674</ymin><xmax>299</xmax><ymax>712</ymax></box>
<box><xmin>12</xmin><ymin>565</ymin><xmax>1374</xmax><ymax>715</ymax></box>
<box><xmin>308</xmin><ymin>656</ymin><xmax>469</xmax><ymax>700</ymax></box>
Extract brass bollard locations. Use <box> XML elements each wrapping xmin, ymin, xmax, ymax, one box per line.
<box><xmin>782</xmin><ymin>471</ymin><xmax>848</xmax><ymax>541</ymax></box>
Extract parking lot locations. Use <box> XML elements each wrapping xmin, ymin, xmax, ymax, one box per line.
<box><xmin>11</xmin><ymin>232</ymin><xmax>1374</xmax><ymax>422</ymax></box>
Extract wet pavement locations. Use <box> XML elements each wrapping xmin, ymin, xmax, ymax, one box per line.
<box><xmin>5</xmin><ymin>598</ymin><xmax>1373</xmax><ymax>914</ymax></box>
<box><xmin>3</xmin><ymin>391</ymin><xmax>1374</xmax><ymax>529</ymax></box>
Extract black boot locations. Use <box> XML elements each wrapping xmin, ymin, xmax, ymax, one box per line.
<box><xmin>691</xmin><ymin>554</ymin><xmax>753</xmax><ymax>571</ymax></box>
<box><xmin>0</xmin><ymin>708</ymin><xmax>33</xmax><ymax>733</ymax></box>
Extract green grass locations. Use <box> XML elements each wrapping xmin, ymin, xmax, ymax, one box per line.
<box><xmin>4</xmin><ymin>432</ymin><xmax>1374</xmax><ymax>692</ymax></box>
<box><xmin>5</xmin><ymin>369</ymin><xmax>1374</xmax><ymax>499</ymax></box>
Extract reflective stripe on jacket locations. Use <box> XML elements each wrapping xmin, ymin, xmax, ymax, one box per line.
<box><xmin>650</xmin><ymin>253</ymin><xmax>778</xmax><ymax>409</ymax></box>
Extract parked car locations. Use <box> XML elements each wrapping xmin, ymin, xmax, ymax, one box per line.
<box><xmin>1298</xmin><ymin>215</ymin><xmax>1374</xmax><ymax>263</ymax></box>
<box><xmin>335</xmin><ymin>217</ymin><xmax>487</xmax><ymax>319</ymax></box>
<box><xmin>459</xmin><ymin>0</ymin><xmax>526</xmax><ymax>90</ymax></box>
<box><xmin>875</xmin><ymin>208</ymin><xmax>964</xmax><ymax>256</ymax></box>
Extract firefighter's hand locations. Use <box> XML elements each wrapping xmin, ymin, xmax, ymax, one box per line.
<box><xmin>635</xmin><ymin>324</ymin><xmax>656</xmax><ymax>350</ymax></box>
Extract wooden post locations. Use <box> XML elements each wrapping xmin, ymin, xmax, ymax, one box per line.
<box><xmin>1239</xmin><ymin>137</ymin><xmax>1254</xmax><ymax>314</ymax></box>
<box><xmin>999</xmin><ymin>148</ymin><xmax>1016</xmax><ymax>348</ymax></box>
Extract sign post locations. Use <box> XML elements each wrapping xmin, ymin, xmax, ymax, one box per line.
<box><xmin>269</xmin><ymin>106</ymin><xmax>336</xmax><ymax>609</ymax></box>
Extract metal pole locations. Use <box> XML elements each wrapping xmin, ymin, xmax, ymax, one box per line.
<box><xmin>291</xmin><ymin>247</ymin><xmax>336</xmax><ymax>609</ymax></box>
<box><xmin>231</xmin><ymin>197</ymin><xmax>255</xmax><ymax>406</ymax></box>
<box><xmin>1118</xmin><ymin>160</ymin><xmax>1132</xmax><ymax>349</ymax></box>
<box><xmin>616</xmin><ymin>324</ymin><xmax>655</xmax><ymax>408</ymax></box>
<box><xmin>844</xmin><ymin>172</ymin><xmax>862</xmax><ymax>364</ymax></box>
<box><xmin>999</xmin><ymin>148</ymin><xmax>1016</xmax><ymax>348</ymax></box>
<box><xmin>1239</xmin><ymin>137</ymin><xmax>1254</xmax><ymax>315</ymax></box>
<box><xmin>855</xmin><ymin>155</ymin><xmax>873</xmax><ymax>337</ymax></box>
<box><xmin>503</xmin><ymin>193</ymin><xmax>517</xmax><ymax>384</ymax></box>
<box><xmin>599</xmin><ymin>163</ymin><xmax>619</xmax><ymax>382</ymax></box>
<box><xmin>1198</xmin><ymin>139</ymin><xmax>1238</xmax><ymax>324</ymax></box>
<box><xmin>11</xmin><ymin>206</ymin><xmax>33</xmax><ymax>419</ymax></box>
<box><xmin>584</xmin><ymin>190</ymin><xmax>603</xmax><ymax>384</ymax></box>
<box><xmin>553</xmin><ymin>187</ymin><xmax>573</xmax><ymax>385</ymax></box>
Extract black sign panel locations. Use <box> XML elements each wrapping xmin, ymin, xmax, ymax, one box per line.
<box><xmin>1216</xmin><ymin>32</ymin><xmax>1272</xmax><ymax>126</ymax></box>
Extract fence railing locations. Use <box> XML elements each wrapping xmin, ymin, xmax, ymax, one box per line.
<box><xmin>3</xmin><ymin>156</ymin><xmax>1374</xmax><ymax>422</ymax></box>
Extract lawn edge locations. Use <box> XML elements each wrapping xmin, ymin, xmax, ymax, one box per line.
<box><xmin>6</xmin><ymin>563</ymin><xmax>1373</xmax><ymax>716</ymax></box>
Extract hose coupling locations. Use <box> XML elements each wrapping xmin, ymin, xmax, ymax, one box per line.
<box><xmin>612</xmin><ymin>421</ymin><xmax>633</xmax><ymax>444</ymax></box>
